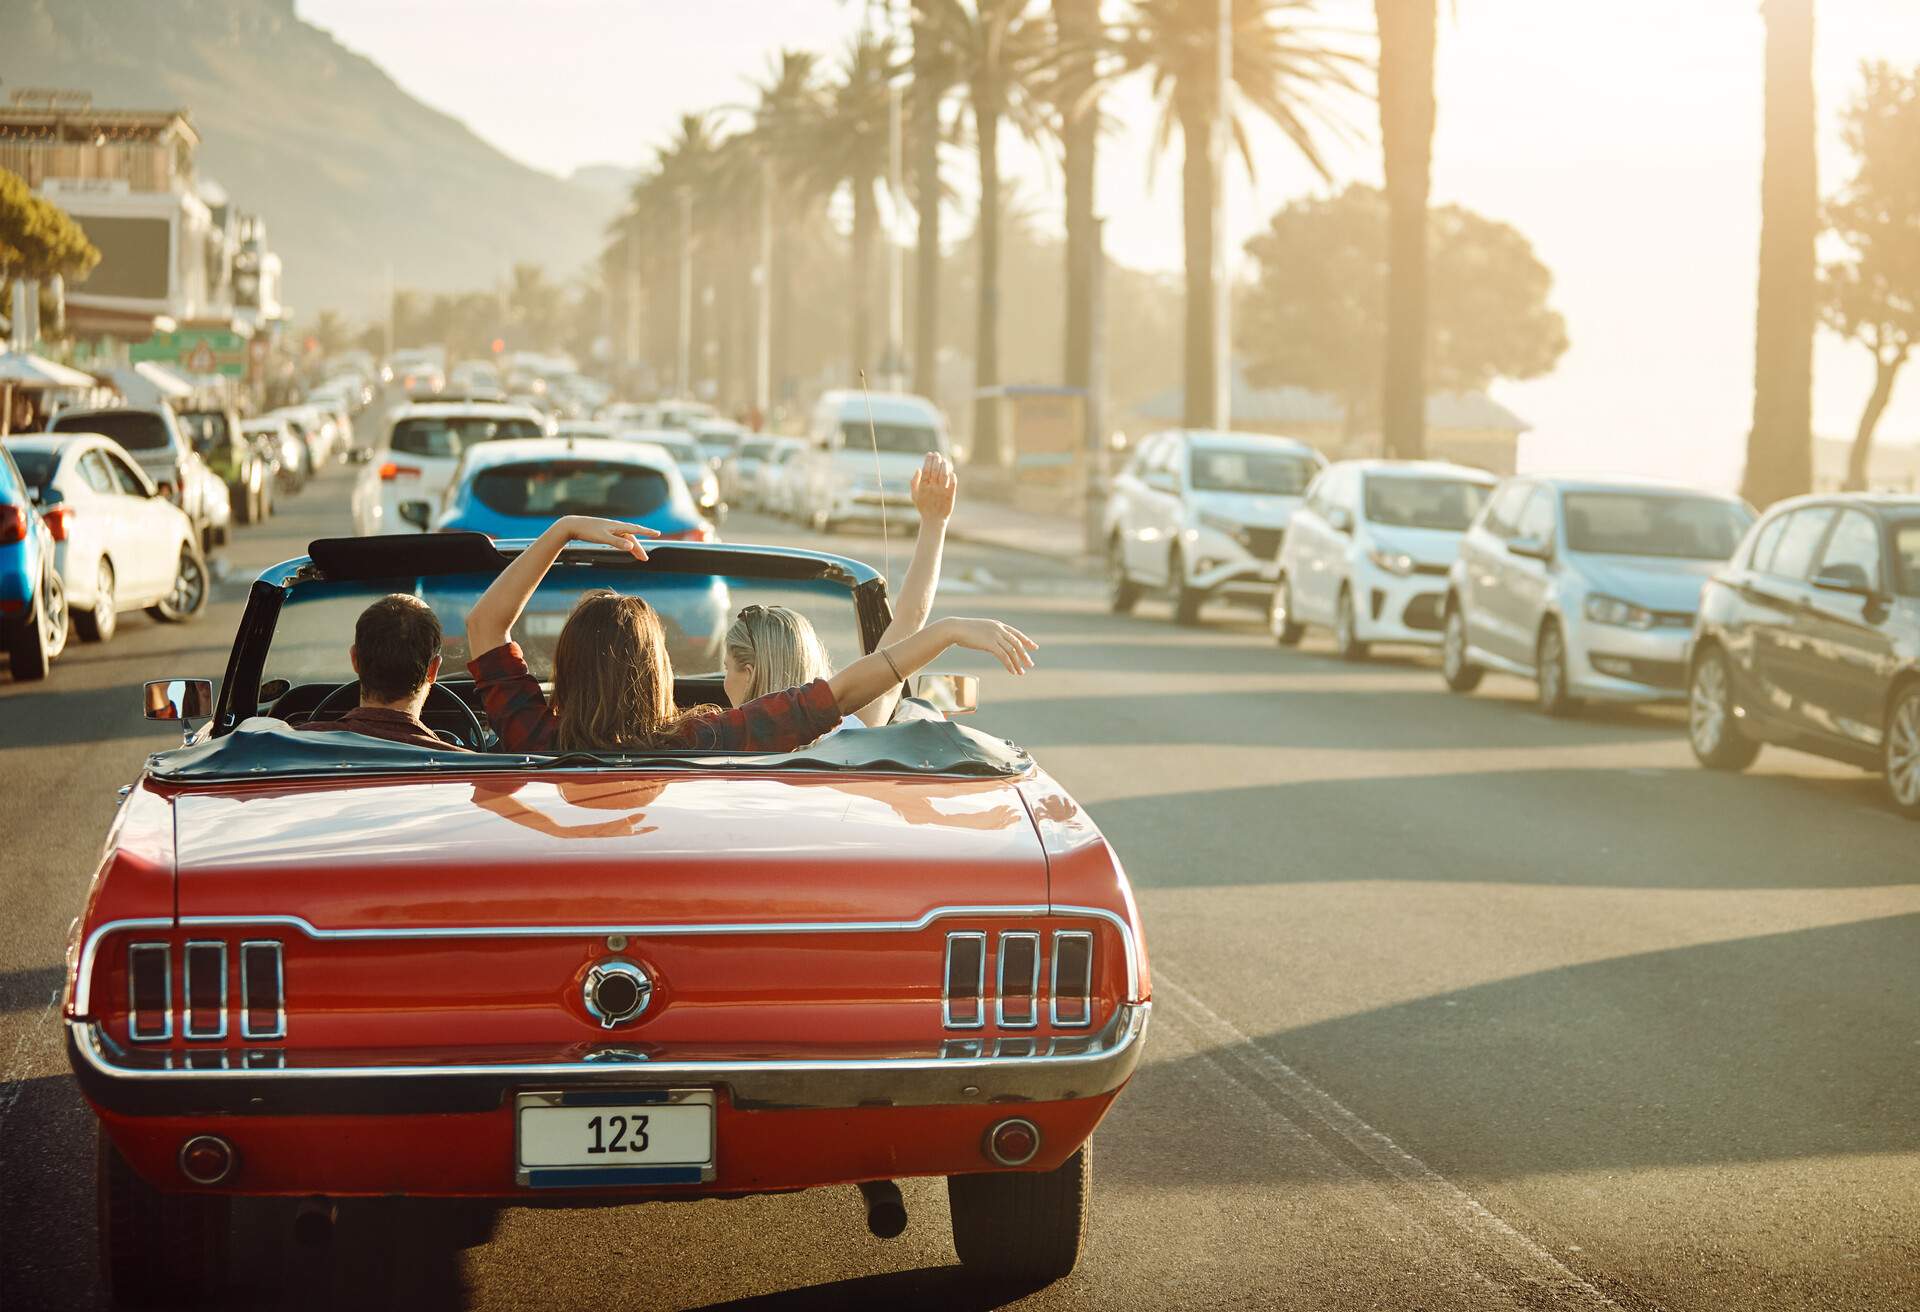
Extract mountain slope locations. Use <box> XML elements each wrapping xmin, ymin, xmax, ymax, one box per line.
<box><xmin>0</xmin><ymin>0</ymin><xmax>618</xmax><ymax>317</ymax></box>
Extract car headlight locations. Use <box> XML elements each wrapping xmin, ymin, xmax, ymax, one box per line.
<box><xmin>1367</xmin><ymin>548</ymin><xmax>1415</xmax><ymax>577</ymax></box>
<box><xmin>1197</xmin><ymin>510</ymin><xmax>1242</xmax><ymax>539</ymax></box>
<box><xmin>1583</xmin><ymin>594</ymin><xmax>1655</xmax><ymax>629</ymax></box>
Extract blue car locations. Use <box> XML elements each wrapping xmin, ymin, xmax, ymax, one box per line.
<box><xmin>0</xmin><ymin>444</ymin><xmax>68</xmax><ymax>680</ymax></box>
<box><xmin>427</xmin><ymin>437</ymin><xmax>728</xmax><ymax>670</ymax></box>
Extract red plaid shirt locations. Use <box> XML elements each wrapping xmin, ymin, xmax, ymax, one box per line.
<box><xmin>467</xmin><ymin>641</ymin><xmax>842</xmax><ymax>754</ymax></box>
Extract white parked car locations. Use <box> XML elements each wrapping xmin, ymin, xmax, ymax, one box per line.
<box><xmin>721</xmin><ymin>436</ymin><xmax>778</xmax><ymax>507</ymax></box>
<box><xmin>3</xmin><ymin>433</ymin><xmax>209</xmax><ymax>641</ymax></box>
<box><xmin>1274</xmin><ymin>460</ymin><xmax>1497</xmax><ymax>657</ymax></box>
<box><xmin>756</xmin><ymin>437</ymin><xmax>807</xmax><ymax>518</ymax></box>
<box><xmin>1442</xmin><ymin>475</ymin><xmax>1755</xmax><ymax>713</ymax></box>
<box><xmin>1105</xmin><ymin>430</ymin><xmax>1325</xmax><ymax>625</ymax></box>
<box><xmin>794</xmin><ymin>390</ymin><xmax>951</xmax><ymax>533</ymax></box>
<box><xmin>47</xmin><ymin>405</ymin><xmax>229</xmax><ymax>553</ymax></box>
<box><xmin>351</xmin><ymin>401</ymin><xmax>552</xmax><ymax>534</ymax></box>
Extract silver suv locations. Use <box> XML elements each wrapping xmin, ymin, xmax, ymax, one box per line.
<box><xmin>1441</xmin><ymin>476</ymin><xmax>1753</xmax><ymax>713</ymax></box>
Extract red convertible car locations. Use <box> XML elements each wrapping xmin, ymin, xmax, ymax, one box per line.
<box><xmin>65</xmin><ymin>534</ymin><xmax>1151</xmax><ymax>1305</ymax></box>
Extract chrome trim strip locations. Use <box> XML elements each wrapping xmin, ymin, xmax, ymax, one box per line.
<box><xmin>127</xmin><ymin>942</ymin><xmax>172</xmax><ymax>1043</ymax></box>
<box><xmin>182</xmin><ymin>941</ymin><xmax>228</xmax><ymax>1041</ymax></box>
<box><xmin>69</xmin><ymin>1003</ymin><xmax>1150</xmax><ymax>1112</ymax></box>
<box><xmin>942</xmin><ymin>931</ymin><xmax>986</xmax><ymax>1030</ymax></box>
<box><xmin>239</xmin><ymin>941</ymin><xmax>286</xmax><ymax>1041</ymax></box>
<box><xmin>75</xmin><ymin>905</ymin><xmax>1143</xmax><ymax>1014</ymax></box>
<box><xmin>1049</xmin><ymin>930</ymin><xmax>1095</xmax><ymax>1029</ymax></box>
<box><xmin>994</xmin><ymin>931</ymin><xmax>1040</xmax><ymax>1029</ymax></box>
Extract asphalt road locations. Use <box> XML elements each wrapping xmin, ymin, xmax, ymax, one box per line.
<box><xmin>2</xmin><ymin>453</ymin><xmax>1915</xmax><ymax>1310</ymax></box>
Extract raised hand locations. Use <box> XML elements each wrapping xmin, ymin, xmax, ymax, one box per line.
<box><xmin>910</xmin><ymin>452</ymin><xmax>958</xmax><ymax>522</ymax></box>
<box><xmin>941</xmin><ymin>617</ymin><xmax>1039</xmax><ymax>675</ymax></box>
<box><xmin>563</xmin><ymin>516</ymin><xmax>661</xmax><ymax>560</ymax></box>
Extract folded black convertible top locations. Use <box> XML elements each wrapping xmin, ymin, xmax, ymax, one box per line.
<box><xmin>149</xmin><ymin>715</ymin><xmax>1032</xmax><ymax>782</ymax></box>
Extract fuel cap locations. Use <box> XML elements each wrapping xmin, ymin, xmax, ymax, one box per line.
<box><xmin>582</xmin><ymin>959</ymin><xmax>652</xmax><ymax>1028</ymax></box>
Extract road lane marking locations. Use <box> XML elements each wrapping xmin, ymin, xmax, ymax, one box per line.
<box><xmin>1159</xmin><ymin>976</ymin><xmax>1622</xmax><ymax>1310</ymax></box>
<box><xmin>0</xmin><ymin>980</ymin><xmax>61</xmax><ymax>1127</ymax></box>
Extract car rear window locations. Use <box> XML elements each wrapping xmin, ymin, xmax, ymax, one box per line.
<box><xmin>471</xmin><ymin>460</ymin><xmax>670</xmax><ymax>519</ymax></box>
<box><xmin>841</xmin><ymin>422</ymin><xmax>936</xmax><ymax>456</ymax></box>
<box><xmin>1563</xmin><ymin>492</ymin><xmax>1753</xmax><ymax>560</ymax></box>
<box><xmin>1189</xmin><ymin>447</ymin><xmax>1317</xmax><ymax>496</ymax></box>
<box><xmin>52</xmin><ymin>411</ymin><xmax>170</xmax><ymax>451</ymax></box>
<box><xmin>390</xmin><ymin>416</ymin><xmax>544</xmax><ymax>459</ymax></box>
<box><xmin>7</xmin><ymin>449</ymin><xmax>56</xmax><ymax>491</ymax></box>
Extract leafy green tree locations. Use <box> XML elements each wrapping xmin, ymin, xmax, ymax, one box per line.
<box><xmin>1744</xmin><ymin>0</ymin><xmax>1819</xmax><ymax>507</ymax></box>
<box><xmin>1821</xmin><ymin>61</ymin><xmax>1920</xmax><ymax>491</ymax></box>
<box><xmin>1240</xmin><ymin>184</ymin><xmax>1565</xmax><ymax>440</ymax></box>
<box><xmin>0</xmin><ymin>166</ymin><xmax>100</xmax><ymax>282</ymax></box>
<box><xmin>1106</xmin><ymin>0</ymin><xmax>1364</xmax><ymax>430</ymax></box>
<box><xmin>1375</xmin><ymin>0</ymin><xmax>1437</xmax><ymax>457</ymax></box>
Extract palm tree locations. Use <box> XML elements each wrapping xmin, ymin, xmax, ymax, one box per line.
<box><xmin>1743</xmin><ymin>0</ymin><xmax>1818</xmax><ymax>507</ymax></box>
<box><xmin>1109</xmin><ymin>0</ymin><xmax>1363</xmax><ymax>429</ymax></box>
<box><xmin>1376</xmin><ymin>0</ymin><xmax>1436</xmax><ymax>458</ymax></box>
<box><xmin>630</xmin><ymin>113</ymin><xmax>728</xmax><ymax>395</ymax></box>
<box><xmin>747</xmin><ymin>50</ymin><xmax>828</xmax><ymax>407</ymax></box>
<box><xmin>918</xmin><ymin>1</ymin><xmax>1052</xmax><ymax>467</ymax></box>
<box><xmin>1053</xmin><ymin>0</ymin><xmax>1101</xmax><ymax>441</ymax></box>
<box><xmin>909</xmin><ymin>7</ymin><xmax>960</xmax><ymax>399</ymax></box>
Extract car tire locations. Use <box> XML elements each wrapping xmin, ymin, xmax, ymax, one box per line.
<box><xmin>234</xmin><ymin>481</ymin><xmax>256</xmax><ymax>527</ymax></box>
<box><xmin>1169</xmin><ymin>548</ymin><xmax>1203</xmax><ymax>626</ymax></box>
<box><xmin>948</xmin><ymin>1142</ymin><xmax>1089</xmax><ymax>1288</ymax></box>
<box><xmin>97</xmin><ymin>1127</ymin><xmax>229</xmax><ymax>1308</ymax></box>
<box><xmin>147</xmin><ymin>545</ymin><xmax>209</xmax><ymax>624</ymax></box>
<box><xmin>74</xmin><ymin>559</ymin><xmax>117</xmax><ymax>643</ymax></box>
<box><xmin>1334</xmin><ymin>586</ymin><xmax>1369</xmax><ymax>661</ymax></box>
<box><xmin>1441</xmin><ymin>601</ymin><xmax>1484</xmax><ymax>693</ymax></box>
<box><xmin>5</xmin><ymin>562</ymin><xmax>65</xmax><ymax>680</ymax></box>
<box><xmin>1883</xmin><ymin>682</ymin><xmax>1920</xmax><ymax>818</ymax></box>
<box><xmin>1270</xmin><ymin>575</ymin><xmax>1304</xmax><ymax>646</ymax></box>
<box><xmin>1108</xmin><ymin>535</ymin><xmax>1140</xmax><ymax>615</ymax></box>
<box><xmin>1535</xmin><ymin>620</ymin><xmax>1577</xmax><ymax>717</ymax></box>
<box><xmin>1688</xmin><ymin>646</ymin><xmax>1759</xmax><ymax>771</ymax></box>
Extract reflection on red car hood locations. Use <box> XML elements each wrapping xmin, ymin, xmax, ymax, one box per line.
<box><xmin>170</xmin><ymin>772</ymin><xmax>1046</xmax><ymax>929</ymax></box>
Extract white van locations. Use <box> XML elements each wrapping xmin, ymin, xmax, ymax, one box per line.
<box><xmin>795</xmin><ymin>390</ymin><xmax>950</xmax><ymax>533</ymax></box>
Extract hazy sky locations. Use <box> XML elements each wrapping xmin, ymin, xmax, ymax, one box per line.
<box><xmin>299</xmin><ymin>0</ymin><xmax>1920</xmax><ymax>488</ymax></box>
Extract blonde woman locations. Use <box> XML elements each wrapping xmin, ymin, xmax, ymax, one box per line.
<box><xmin>722</xmin><ymin>452</ymin><xmax>957</xmax><ymax>729</ymax></box>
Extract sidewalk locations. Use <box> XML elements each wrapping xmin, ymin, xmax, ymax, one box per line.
<box><xmin>945</xmin><ymin>495</ymin><xmax>1097</xmax><ymax>566</ymax></box>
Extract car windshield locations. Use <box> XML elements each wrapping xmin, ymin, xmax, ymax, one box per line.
<box><xmin>470</xmin><ymin>460</ymin><xmax>671</xmax><ymax>519</ymax></box>
<box><xmin>261</xmin><ymin>560</ymin><xmax>864</xmax><ymax>691</ymax></box>
<box><xmin>391</xmin><ymin>415</ymin><xmax>544</xmax><ymax>459</ymax></box>
<box><xmin>53</xmin><ymin>411</ymin><xmax>169</xmax><ymax>451</ymax></box>
<box><xmin>1189</xmin><ymin>447</ymin><xmax>1316</xmax><ymax>495</ymax></box>
<box><xmin>7</xmin><ymin>448</ymin><xmax>55</xmax><ymax>491</ymax></box>
<box><xmin>841</xmin><ymin>422</ymin><xmax>937</xmax><ymax>456</ymax></box>
<box><xmin>1893</xmin><ymin>520</ymin><xmax>1920</xmax><ymax>596</ymax></box>
<box><xmin>1562</xmin><ymin>492</ymin><xmax>1752</xmax><ymax>559</ymax></box>
<box><xmin>741</xmin><ymin>440</ymin><xmax>774</xmax><ymax>461</ymax></box>
<box><xmin>1363</xmin><ymin>475</ymin><xmax>1491</xmax><ymax>531</ymax></box>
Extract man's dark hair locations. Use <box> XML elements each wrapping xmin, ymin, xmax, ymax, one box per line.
<box><xmin>354</xmin><ymin>595</ymin><xmax>443</xmax><ymax>703</ymax></box>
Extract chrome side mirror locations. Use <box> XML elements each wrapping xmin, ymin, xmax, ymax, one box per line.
<box><xmin>397</xmin><ymin>500</ymin><xmax>433</xmax><ymax>530</ymax></box>
<box><xmin>909</xmin><ymin>672</ymin><xmax>978</xmax><ymax>716</ymax></box>
<box><xmin>145</xmin><ymin>678</ymin><xmax>213</xmax><ymax>742</ymax></box>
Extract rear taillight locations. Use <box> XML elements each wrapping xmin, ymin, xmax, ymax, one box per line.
<box><xmin>378</xmin><ymin>462</ymin><xmax>421</xmax><ymax>481</ymax></box>
<box><xmin>995</xmin><ymin>932</ymin><xmax>1040</xmax><ymax>1029</ymax></box>
<box><xmin>42</xmin><ymin>506</ymin><xmax>73</xmax><ymax>542</ymax></box>
<box><xmin>118</xmin><ymin>938</ymin><xmax>285</xmax><ymax>1042</ymax></box>
<box><xmin>183</xmin><ymin>941</ymin><xmax>227</xmax><ymax>1040</ymax></box>
<box><xmin>942</xmin><ymin>932</ymin><xmax>986</xmax><ymax>1029</ymax></box>
<box><xmin>1050</xmin><ymin>931</ymin><xmax>1094</xmax><ymax>1028</ymax></box>
<box><xmin>0</xmin><ymin>505</ymin><xmax>24</xmax><ymax>545</ymax></box>
<box><xmin>240</xmin><ymin>941</ymin><xmax>285</xmax><ymax>1039</ymax></box>
<box><xmin>662</xmin><ymin>524</ymin><xmax>715</xmax><ymax>542</ymax></box>
<box><xmin>127</xmin><ymin>942</ymin><xmax>172</xmax><ymax>1041</ymax></box>
<box><xmin>943</xmin><ymin>928</ymin><xmax>1097</xmax><ymax>1031</ymax></box>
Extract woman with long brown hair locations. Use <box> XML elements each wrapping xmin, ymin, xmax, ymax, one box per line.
<box><xmin>463</xmin><ymin>515</ymin><xmax>1036</xmax><ymax>754</ymax></box>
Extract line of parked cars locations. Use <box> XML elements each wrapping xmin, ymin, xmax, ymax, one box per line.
<box><xmin>0</xmin><ymin>392</ymin><xmax>353</xmax><ymax>681</ymax></box>
<box><xmin>1104</xmin><ymin>428</ymin><xmax>1920</xmax><ymax>816</ymax></box>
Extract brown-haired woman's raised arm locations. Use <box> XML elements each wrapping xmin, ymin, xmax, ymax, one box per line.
<box><xmin>464</xmin><ymin>515</ymin><xmax>658</xmax><ymax>658</ymax></box>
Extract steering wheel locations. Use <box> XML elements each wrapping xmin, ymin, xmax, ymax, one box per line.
<box><xmin>308</xmin><ymin>680</ymin><xmax>486</xmax><ymax>751</ymax></box>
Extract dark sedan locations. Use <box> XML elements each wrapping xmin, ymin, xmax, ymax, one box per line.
<box><xmin>1687</xmin><ymin>494</ymin><xmax>1920</xmax><ymax>815</ymax></box>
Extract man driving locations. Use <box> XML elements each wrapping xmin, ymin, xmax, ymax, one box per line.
<box><xmin>297</xmin><ymin>594</ymin><xmax>471</xmax><ymax>751</ymax></box>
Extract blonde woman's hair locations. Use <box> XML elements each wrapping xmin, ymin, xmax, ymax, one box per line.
<box><xmin>724</xmin><ymin>604</ymin><xmax>833</xmax><ymax>700</ymax></box>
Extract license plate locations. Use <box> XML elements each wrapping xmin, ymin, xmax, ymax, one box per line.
<box><xmin>514</xmin><ymin>1090</ymin><xmax>715</xmax><ymax>1187</ymax></box>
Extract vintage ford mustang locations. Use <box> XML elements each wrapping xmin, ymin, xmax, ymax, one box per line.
<box><xmin>65</xmin><ymin>533</ymin><xmax>1151</xmax><ymax>1305</ymax></box>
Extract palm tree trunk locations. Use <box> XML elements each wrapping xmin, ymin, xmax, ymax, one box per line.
<box><xmin>912</xmin><ymin>20</ymin><xmax>943</xmax><ymax>400</ymax></box>
<box><xmin>1057</xmin><ymin>0</ymin><xmax>1098</xmax><ymax>440</ymax></box>
<box><xmin>972</xmin><ymin>93</ymin><xmax>1004</xmax><ymax>465</ymax></box>
<box><xmin>852</xmin><ymin>174</ymin><xmax>877</xmax><ymax>378</ymax></box>
<box><xmin>1743</xmin><ymin>0</ymin><xmax>1818</xmax><ymax>508</ymax></box>
<box><xmin>772</xmin><ymin>190</ymin><xmax>794</xmax><ymax>408</ymax></box>
<box><xmin>1844</xmin><ymin>348</ymin><xmax>1907</xmax><ymax>491</ymax></box>
<box><xmin>1377</xmin><ymin>0</ymin><xmax>1436</xmax><ymax>459</ymax></box>
<box><xmin>1179</xmin><ymin>96</ymin><xmax>1217</xmax><ymax>430</ymax></box>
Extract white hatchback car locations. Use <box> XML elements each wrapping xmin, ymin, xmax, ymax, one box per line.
<box><xmin>1105</xmin><ymin>430</ymin><xmax>1325</xmax><ymax>625</ymax></box>
<box><xmin>1442</xmin><ymin>476</ymin><xmax>1754</xmax><ymax>713</ymax></box>
<box><xmin>351</xmin><ymin>401</ymin><xmax>552</xmax><ymax>534</ymax></box>
<box><xmin>1274</xmin><ymin>460</ymin><xmax>1496</xmax><ymax>658</ymax></box>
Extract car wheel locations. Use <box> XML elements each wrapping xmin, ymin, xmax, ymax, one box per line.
<box><xmin>948</xmin><ymin>1142</ymin><xmax>1089</xmax><ymax>1288</ymax></box>
<box><xmin>234</xmin><ymin>481</ymin><xmax>255</xmax><ymax>527</ymax></box>
<box><xmin>1334</xmin><ymin>586</ymin><xmax>1369</xmax><ymax>661</ymax></box>
<box><xmin>97</xmin><ymin>1126</ymin><xmax>229</xmax><ymax>1307</ymax></box>
<box><xmin>1883</xmin><ymin>682</ymin><xmax>1920</xmax><ymax>818</ymax></box>
<box><xmin>1688</xmin><ymin>646</ymin><xmax>1759</xmax><ymax>771</ymax></box>
<box><xmin>1270</xmin><ymin>575</ymin><xmax>1304</xmax><ymax>646</ymax></box>
<box><xmin>1169</xmin><ymin>548</ymin><xmax>1203</xmax><ymax>626</ymax></box>
<box><xmin>75</xmin><ymin>559</ymin><xmax>117</xmax><ymax>643</ymax></box>
<box><xmin>1535</xmin><ymin>620</ymin><xmax>1576</xmax><ymax>717</ymax></box>
<box><xmin>1441</xmin><ymin>602</ymin><xmax>1484</xmax><ymax>692</ymax></box>
<box><xmin>1108</xmin><ymin>536</ymin><xmax>1140</xmax><ymax>615</ymax></box>
<box><xmin>147</xmin><ymin>546</ymin><xmax>209</xmax><ymax>623</ymax></box>
<box><xmin>5</xmin><ymin>564</ymin><xmax>63</xmax><ymax>680</ymax></box>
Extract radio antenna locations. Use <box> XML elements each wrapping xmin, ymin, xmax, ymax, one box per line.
<box><xmin>859</xmin><ymin>368</ymin><xmax>893</xmax><ymax>582</ymax></box>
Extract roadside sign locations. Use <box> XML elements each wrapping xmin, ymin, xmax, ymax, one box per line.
<box><xmin>130</xmin><ymin>328</ymin><xmax>248</xmax><ymax>378</ymax></box>
<box><xmin>185</xmin><ymin>342</ymin><xmax>217</xmax><ymax>374</ymax></box>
